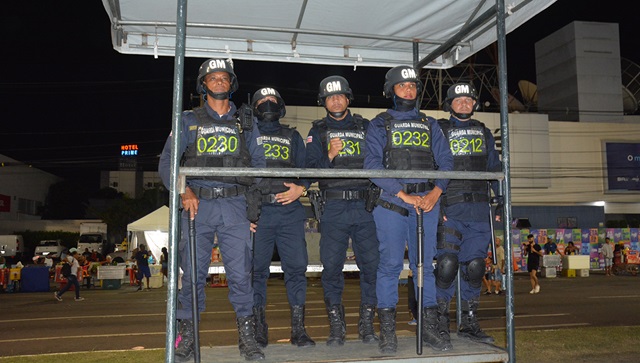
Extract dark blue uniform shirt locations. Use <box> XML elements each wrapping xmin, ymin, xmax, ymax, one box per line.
<box><xmin>364</xmin><ymin>108</ymin><xmax>453</xmax><ymax>206</ymax></box>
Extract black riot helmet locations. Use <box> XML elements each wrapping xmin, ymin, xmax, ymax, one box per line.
<box><xmin>383</xmin><ymin>65</ymin><xmax>423</xmax><ymax>98</ymax></box>
<box><xmin>251</xmin><ymin>87</ymin><xmax>286</xmax><ymax>122</ymax></box>
<box><xmin>317</xmin><ymin>76</ymin><xmax>354</xmax><ymax>106</ymax></box>
<box><xmin>196</xmin><ymin>58</ymin><xmax>239</xmax><ymax>100</ymax></box>
<box><xmin>443</xmin><ymin>82</ymin><xmax>479</xmax><ymax>119</ymax></box>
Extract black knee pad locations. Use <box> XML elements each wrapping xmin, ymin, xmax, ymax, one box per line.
<box><xmin>464</xmin><ymin>257</ymin><xmax>486</xmax><ymax>289</ymax></box>
<box><xmin>435</xmin><ymin>253</ymin><xmax>459</xmax><ymax>289</ymax></box>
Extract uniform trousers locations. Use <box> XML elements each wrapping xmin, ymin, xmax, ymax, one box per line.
<box><xmin>177</xmin><ymin>196</ymin><xmax>253</xmax><ymax>320</ymax></box>
<box><xmin>374</xmin><ymin>202</ymin><xmax>439</xmax><ymax>309</ymax></box>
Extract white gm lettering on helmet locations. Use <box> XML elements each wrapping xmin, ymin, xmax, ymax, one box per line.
<box><xmin>454</xmin><ymin>84</ymin><xmax>470</xmax><ymax>95</ymax></box>
<box><xmin>325</xmin><ymin>81</ymin><xmax>342</xmax><ymax>93</ymax></box>
<box><xmin>401</xmin><ymin>68</ymin><xmax>417</xmax><ymax>79</ymax></box>
<box><xmin>260</xmin><ymin>88</ymin><xmax>276</xmax><ymax>96</ymax></box>
<box><xmin>210</xmin><ymin>59</ymin><xmax>227</xmax><ymax>69</ymax></box>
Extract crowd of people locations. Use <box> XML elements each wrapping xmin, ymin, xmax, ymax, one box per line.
<box><xmin>157</xmin><ymin>58</ymin><xmax>504</xmax><ymax>361</ymax></box>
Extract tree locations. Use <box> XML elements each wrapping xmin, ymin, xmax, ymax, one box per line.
<box><xmin>88</xmin><ymin>187</ymin><xmax>166</xmax><ymax>244</ymax></box>
<box><xmin>41</xmin><ymin>181</ymin><xmax>90</xmax><ymax>219</ymax></box>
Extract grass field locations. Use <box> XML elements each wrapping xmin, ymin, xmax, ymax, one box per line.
<box><xmin>1</xmin><ymin>326</ymin><xmax>638</xmax><ymax>362</ymax></box>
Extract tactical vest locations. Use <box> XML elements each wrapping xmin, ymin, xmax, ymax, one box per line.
<box><xmin>181</xmin><ymin>107</ymin><xmax>253</xmax><ymax>186</ymax></box>
<box><xmin>438</xmin><ymin>118</ymin><xmax>490</xmax><ymax>204</ymax></box>
<box><xmin>379</xmin><ymin>112</ymin><xmax>435</xmax><ymax>171</ymax></box>
<box><xmin>312</xmin><ymin>114</ymin><xmax>370</xmax><ymax>190</ymax></box>
<box><xmin>258</xmin><ymin>125</ymin><xmax>297</xmax><ymax>194</ymax></box>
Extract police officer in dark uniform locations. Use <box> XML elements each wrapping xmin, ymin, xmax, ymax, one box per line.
<box><xmin>435</xmin><ymin>82</ymin><xmax>501</xmax><ymax>346</ymax></box>
<box><xmin>250</xmin><ymin>87</ymin><xmax>315</xmax><ymax>348</ymax></box>
<box><xmin>305</xmin><ymin>75</ymin><xmax>379</xmax><ymax>347</ymax></box>
<box><xmin>158</xmin><ymin>58</ymin><xmax>266</xmax><ymax>362</ymax></box>
<box><xmin>364</xmin><ymin>65</ymin><xmax>454</xmax><ymax>354</ymax></box>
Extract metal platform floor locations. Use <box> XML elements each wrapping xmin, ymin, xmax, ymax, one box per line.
<box><xmin>200</xmin><ymin>335</ymin><xmax>508</xmax><ymax>363</ymax></box>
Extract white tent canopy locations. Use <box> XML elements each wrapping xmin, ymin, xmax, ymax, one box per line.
<box><xmin>127</xmin><ymin>206</ymin><xmax>169</xmax><ymax>263</ymax></box>
<box><xmin>101</xmin><ymin>0</ymin><xmax>555</xmax><ymax>69</ymax></box>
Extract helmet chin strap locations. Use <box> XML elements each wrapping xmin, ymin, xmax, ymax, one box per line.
<box><xmin>451</xmin><ymin>110</ymin><xmax>473</xmax><ymax>120</ymax></box>
<box><xmin>204</xmin><ymin>85</ymin><xmax>230</xmax><ymax>100</ymax></box>
<box><xmin>329</xmin><ymin>110</ymin><xmax>346</xmax><ymax>118</ymax></box>
<box><xmin>393</xmin><ymin>95</ymin><xmax>417</xmax><ymax>112</ymax></box>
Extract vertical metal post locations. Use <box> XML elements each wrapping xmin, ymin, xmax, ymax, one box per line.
<box><xmin>495</xmin><ymin>0</ymin><xmax>516</xmax><ymax>361</ymax></box>
<box><xmin>455</xmin><ymin>268</ymin><xmax>461</xmax><ymax>331</ymax></box>
<box><xmin>165</xmin><ymin>0</ymin><xmax>188</xmax><ymax>362</ymax></box>
<box><xmin>413</xmin><ymin>41</ymin><xmax>423</xmax><ymax>109</ymax></box>
<box><xmin>413</xmin><ymin>41</ymin><xmax>424</xmax><ymax>356</ymax></box>
<box><xmin>416</xmin><ymin>210</ymin><xmax>424</xmax><ymax>355</ymax></box>
<box><xmin>188</xmin><ymin>218</ymin><xmax>201</xmax><ymax>363</ymax></box>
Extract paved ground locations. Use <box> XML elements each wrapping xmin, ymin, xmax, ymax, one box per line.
<box><xmin>0</xmin><ymin>270</ymin><xmax>638</xmax><ymax>359</ymax></box>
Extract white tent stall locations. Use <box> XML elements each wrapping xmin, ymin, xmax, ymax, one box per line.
<box><xmin>126</xmin><ymin>206</ymin><xmax>169</xmax><ymax>264</ymax></box>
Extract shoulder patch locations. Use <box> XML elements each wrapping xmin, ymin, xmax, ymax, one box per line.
<box><xmin>306</xmin><ymin>135</ymin><xmax>313</xmax><ymax>143</ymax></box>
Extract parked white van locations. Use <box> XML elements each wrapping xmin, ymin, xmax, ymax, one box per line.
<box><xmin>0</xmin><ymin>235</ymin><xmax>24</xmax><ymax>259</ymax></box>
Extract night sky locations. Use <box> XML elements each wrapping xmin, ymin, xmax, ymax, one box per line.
<box><xmin>1</xmin><ymin>1</ymin><xmax>636</xmax><ymax>187</ymax></box>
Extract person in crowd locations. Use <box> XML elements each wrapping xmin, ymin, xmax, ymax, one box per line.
<box><xmin>305</xmin><ymin>75</ymin><xmax>380</xmax><ymax>346</ymax></box>
<box><xmin>407</xmin><ymin>270</ymin><xmax>418</xmax><ymax>325</ymax></box>
<box><xmin>492</xmin><ymin>238</ymin><xmax>505</xmax><ymax>295</ymax></box>
<box><xmin>160</xmin><ymin>247</ymin><xmax>169</xmax><ymax>279</ymax></box>
<box><xmin>543</xmin><ymin>238</ymin><xmax>558</xmax><ymax>255</ymax></box>
<box><xmin>564</xmin><ymin>241</ymin><xmax>579</xmax><ymax>255</ymax></box>
<box><xmin>482</xmin><ymin>252</ymin><xmax>493</xmax><ymax>295</ymax></box>
<box><xmin>89</xmin><ymin>250</ymin><xmax>100</xmax><ymax>262</ymax></box>
<box><xmin>434</xmin><ymin>82</ymin><xmax>502</xmax><ymax>346</ymax></box>
<box><xmin>158</xmin><ymin>58</ymin><xmax>266</xmax><ymax>362</ymax></box>
<box><xmin>250</xmin><ymin>87</ymin><xmax>314</xmax><ymax>348</ymax></box>
<box><xmin>134</xmin><ymin>244</ymin><xmax>152</xmax><ymax>291</ymax></box>
<box><xmin>54</xmin><ymin>248</ymin><xmax>85</xmax><ymax>302</ymax></box>
<box><xmin>601</xmin><ymin>238</ymin><xmax>614</xmax><ymax>276</ymax></box>
<box><xmin>523</xmin><ymin>234</ymin><xmax>542</xmax><ymax>294</ymax></box>
<box><xmin>101</xmin><ymin>255</ymin><xmax>117</xmax><ymax>266</ymax></box>
<box><xmin>364</xmin><ymin>65</ymin><xmax>454</xmax><ymax>353</ymax></box>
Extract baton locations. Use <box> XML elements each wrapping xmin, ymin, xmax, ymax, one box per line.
<box><xmin>416</xmin><ymin>209</ymin><xmax>423</xmax><ymax>355</ymax></box>
<box><xmin>188</xmin><ymin>217</ymin><xmax>201</xmax><ymax>363</ymax></box>
<box><xmin>489</xmin><ymin>203</ymin><xmax>497</xmax><ymax>266</ymax></box>
<box><xmin>250</xmin><ymin>230</ymin><xmax>255</xmax><ymax>280</ymax></box>
<box><xmin>488</xmin><ymin>182</ymin><xmax>498</xmax><ymax>266</ymax></box>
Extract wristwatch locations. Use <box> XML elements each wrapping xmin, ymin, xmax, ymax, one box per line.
<box><xmin>301</xmin><ymin>186</ymin><xmax>308</xmax><ymax>197</ymax></box>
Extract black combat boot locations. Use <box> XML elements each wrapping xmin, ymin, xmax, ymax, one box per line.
<box><xmin>436</xmin><ymin>298</ymin><xmax>452</xmax><ymax>345</ymax></box>
<box><xmin>358</xmin><ymin>304</ymin><xmax>379</xmax><ymax>343</ymax></box>
<box><xmin>326</xmin><ymin>304</ymin><xmax>346</xmax><ymax>346</ymax></box>
<box><xmin>175</xmin><ymin>319</ymin><xmax>195</xmax><ymax>363</ymax></box>
<box><xmin>377</xmin><ymin>307</ymin><xmax>397</xmax><ymax>354</ymax></box>
<box><xmin>252</xmin><ymin>305</ymin><xmax>268</xmax><ymax>348</ymax></box>
<box><xmin>237</xmin><ymin>315</ymin><xmax>265</xmax><ymax>361</ymax></box>
<box><xmin>422</xmin><ymin>306</ymin><xmax>453</xmax><ymax>351</ymax></box>
<box><xmin>290</xmin><ymin>305</ymin><xmax>315</xmax><ymax>347</ymax></box>
<box><xmin>458</xmin><ymin>299</ymin><xmax>495</xmax><ymax>344</ymax></box>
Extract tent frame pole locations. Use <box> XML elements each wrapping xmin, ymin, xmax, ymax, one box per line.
<box><xmin>165</xmin><ymin>0</ymin><xmax>188</xmax><ymax>362</ymax></box>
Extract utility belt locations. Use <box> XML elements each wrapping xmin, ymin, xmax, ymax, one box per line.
<box><xmin>190</xmin><ymin>185</ymin><xmax>247</xmax><ymax>200</ymax></box>
<box><xmin>375</xmin><ymin>199</ymin><xmax>409</xmax><ymax>217</ymax></box>
<box><xmin>261</xmin><ymin>194</ymin><xmax>284</xmax><ymax>205</ymax></box>
<box><xmin>401</xmin><ymin>182</ymin><xmax>433</xmax><ymax>194</ymax></box>
<box><xmin>442</xmin><ymin>192</ymin><xmax>489</xmax><ymax>206</ymax></box>
<box><xmin>322</xmin><ymin>190</ymin><xmax>367</xmax><ymax>201</ymax></box>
